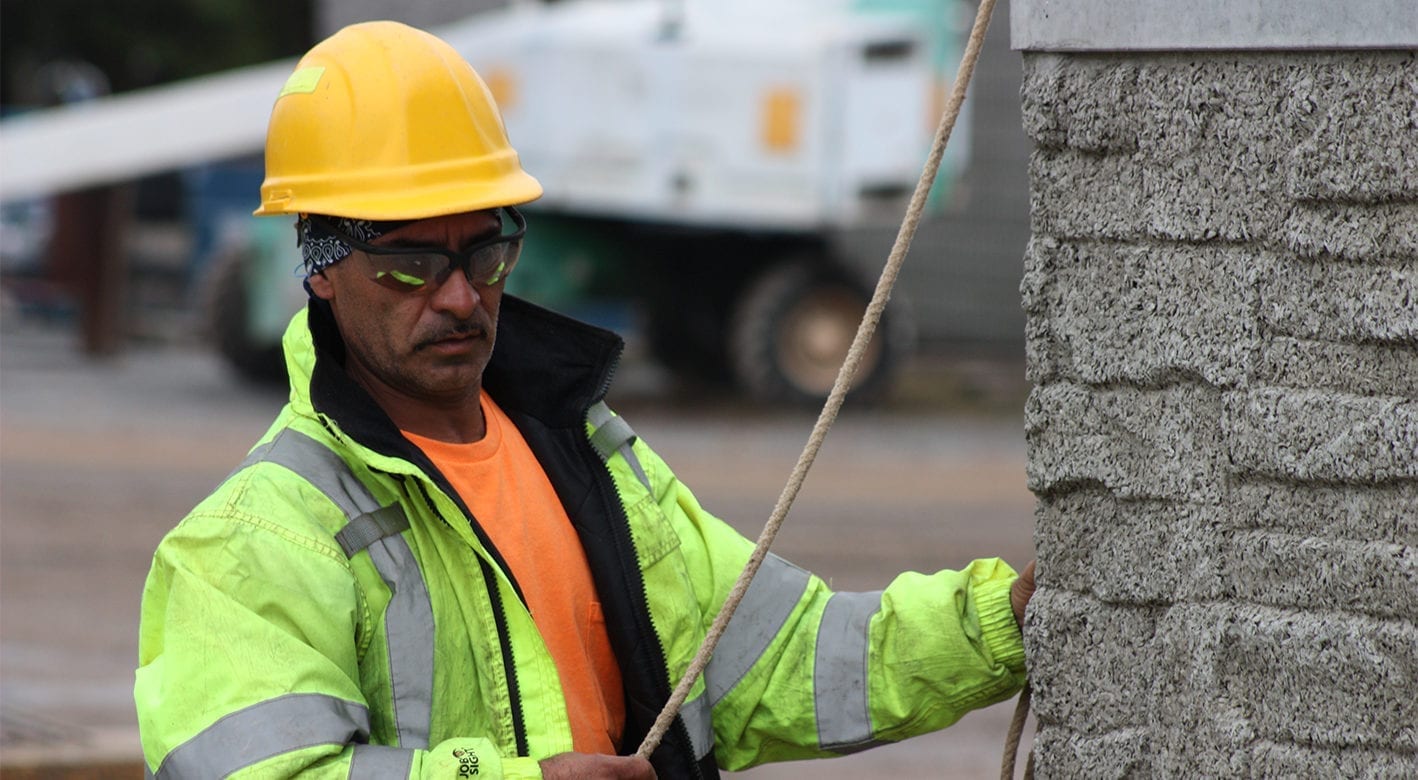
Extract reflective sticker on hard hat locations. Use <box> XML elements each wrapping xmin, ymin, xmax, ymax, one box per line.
<box><xmin>279</xmin><ymin>67</ymin><xmax>326</xmax><ymax>97</ymax></box>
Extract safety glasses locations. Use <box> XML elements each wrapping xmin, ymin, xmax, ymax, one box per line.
<box><xmin>311</xmin><ymin>207</ymin><xmax>526</xmax><ymax>292</ymax></box>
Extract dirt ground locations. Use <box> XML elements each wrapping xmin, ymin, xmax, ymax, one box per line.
<box><xmin>0</xmin><ymin>321</ymin><xmax>1037</xmax><ymax>778</ymax></box>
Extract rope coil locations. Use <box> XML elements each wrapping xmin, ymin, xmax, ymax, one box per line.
<box><xmin>634</xmin><ymin>0</ymin><xmax>1020</xmax><ymax>765</ymax></box>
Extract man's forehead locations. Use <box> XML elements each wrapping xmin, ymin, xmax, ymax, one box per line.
<box><xmin>374</xmin><ymin>209</ymin><xmax>500</xmax><ymax>245</ymax></box>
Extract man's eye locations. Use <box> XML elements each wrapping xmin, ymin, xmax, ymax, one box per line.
<box><xmin>402</xmin><ymin>255</ymin><xmax>435</xmax><ymax>272</ymax></box>
<box><xmin>380</xmin><ymin>269</ymin><xmax>428</xmax><ymax>286</ymax></box>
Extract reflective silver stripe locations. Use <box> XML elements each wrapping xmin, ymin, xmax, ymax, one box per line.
<box><xmin>587</xmin><ymin>401</ymin><xmax>652</xmax><ymax>492</ymax></box>
<box><xmin>588</xmin><ymin>413</ymin><xmax>636</xmax><ymax>459</ymax></box>
<box><xmin>237</xmin><ymin>428</ymin><xmax>435</xmax><ymax>750</ymax></box>
<box><xmin>244</xmin><ymin>429</ymin><xmax>379</xmax><ymax>518</ymax></box>
<box><xmin>154</xmin><ymin>693</ymin><xmax>369</xmax><ymax>780</ymax></box>
<box><xmin>814</xmin><ymin>591</ymin><xmax>883</xmax><ymax>752</ymax></box>
<box><xmin>228</xmin><ymin>439</ymin><xmax>275</xmax><ymax>484</ymax></box>
<box><xmin>349</xmin><ymin>744</ymin><xmax>415</xmax><ymax>779</ymax></box>
<box><xmin>586</xmin><ymin>401</ymin><xmax>621</xmax><ymax>453</ymax></box>
<box><xmin>705</xmin><ymin>554</ymin><xmax>812</xmax><ymax>705</ymax></box>
<box><xmin>367</xmin><ymin>531</ymin><xmax>435</xmax><ymax>748</ymax></box>
<box><xmin>679</xmin><ymin>691</ymin><xmax>716</xmax><ymax>761</ymax></box>
<box><xmin>336</xmin><ymin>504</ymin><xmax>411</xmax><ymax>557</ymax></box>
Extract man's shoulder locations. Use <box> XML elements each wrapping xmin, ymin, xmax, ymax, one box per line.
<box><xmin>182</xmin><ymin>421</ymin><xmax>377</xmax><ymax>551</ymax></box>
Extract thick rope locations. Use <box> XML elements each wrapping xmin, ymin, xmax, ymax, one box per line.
<box><xmin>636</xmin><ymin>0</ymin><xmax>1002</xmax><ymax>760</ymax></box>
<box><xmin>1000</xmin><ymin>683</ymin><xmax>1034</xmax><ymax>780</ymax></box>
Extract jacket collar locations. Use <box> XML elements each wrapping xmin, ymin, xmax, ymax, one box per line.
<box><xmin>292</xmin><ymin>293</ymin><xmax>624</xmax><ymax>461</ymax></box>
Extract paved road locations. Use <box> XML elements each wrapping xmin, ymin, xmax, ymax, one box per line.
<box><xmin>0</xmin><ymin>323</ymin><xmax>1036</xmax><ymax>777</ymax></box>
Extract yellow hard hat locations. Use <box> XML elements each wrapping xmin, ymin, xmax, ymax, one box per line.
<box><xmin>255</xmin><ymin>21</ymin><xmax>542</xmax><ymax>219</ymax></box>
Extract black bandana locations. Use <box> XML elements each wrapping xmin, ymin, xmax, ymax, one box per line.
<box><xmin>296</xmin><ymin>215</ymin><xmax>411</xmax><ymax>276</ymax></box>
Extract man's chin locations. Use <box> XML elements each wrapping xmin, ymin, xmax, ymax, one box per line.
<box><xmin>411</xmin><ymin>355</ymin><xmax>489</xmax><ymax>393</ymax></box>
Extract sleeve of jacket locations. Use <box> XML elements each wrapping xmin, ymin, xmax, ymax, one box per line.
<box><xmin>625</xmin><ymin>436</ymin><xmax>1028</xmax><ymax>771</ymax></box>
<box><xmin>133</xmin><ymin>471</ymin><xmax>544</xmax><ymax>780</ymax></box>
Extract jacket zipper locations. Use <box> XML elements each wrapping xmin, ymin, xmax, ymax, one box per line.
<box><xmin>582</xmin><ymin>421</ymin><xmax>702</xmax><ymax>778</ymax></box>
<box><xmin>478</xmin><ymin>556</ymin><xmax>529</xmax><ymax>756</ymax></box>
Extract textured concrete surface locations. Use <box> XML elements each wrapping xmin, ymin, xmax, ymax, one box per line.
<box><xmin>1021</xmin><ymin>49</ymin><xmax>1418</xmax><ymax>776</ymax></box>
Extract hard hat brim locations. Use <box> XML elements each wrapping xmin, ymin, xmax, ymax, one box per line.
<box><xmin>255</xmin><ymin>166</ymin><xmax>543</xmax><ymax>220</ymax></box>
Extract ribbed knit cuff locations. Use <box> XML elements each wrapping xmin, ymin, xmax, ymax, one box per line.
<box><xmin>975</xmin><ymin>577</ymin><xmax>1027</xmax><ymax>674</ymax></box>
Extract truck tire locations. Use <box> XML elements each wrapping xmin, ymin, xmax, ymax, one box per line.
<box><xmin>204</xmin><ymin>246</ymin><xmax>286</xmax><ymax>384</ymax></box>
<box><xmin>729</xmin><ymin>258</ymin><xmax>909</xmax><ymax>406</ymax></box>
<box><xmin>645</xmin><ymin>288</ymin><xmax>732</xmax><ymax>383</ymax></box>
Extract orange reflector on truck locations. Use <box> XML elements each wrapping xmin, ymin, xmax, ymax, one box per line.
<box><xmin>484</xmin><ymin>67</ymin><xmax>520</xmax><ymax>111</ymax></box>
<box><xmin>760</xmin><ymin>88</ymin><xmax>801</xmax><ymax>154</ymax></box>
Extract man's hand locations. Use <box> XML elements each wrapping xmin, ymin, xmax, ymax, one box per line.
<box><xmin>539</xmin><ymin>753</ymin><xmax>656</xmax><ymax>779</ymax></box>
<box><xmin>1010</xmin><ymin>560</ymin><xmax>1036</xmax><ymax>629</ymax></box>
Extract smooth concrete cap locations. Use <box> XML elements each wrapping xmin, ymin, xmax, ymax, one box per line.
<box><xmin>1011</xmin><ymin>0</ymin><xmax>1418</xmax><ymax>51</ymax></box>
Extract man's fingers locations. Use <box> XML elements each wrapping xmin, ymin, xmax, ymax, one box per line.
<box><xmin>1010</xmin><ymin>559</ymin><xmax>1037</xmax><ymax>628</ymax></box>
<box><xmin>539</xmin><ymin>752</ymin><xmax>657</xmax><ymax>779</ymax></box>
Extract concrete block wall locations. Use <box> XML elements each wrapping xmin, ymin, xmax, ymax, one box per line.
<box><xmin>1019</xmin><ymin>49</ymin><xmax>1418</xmax><ymax>776</ymax></box>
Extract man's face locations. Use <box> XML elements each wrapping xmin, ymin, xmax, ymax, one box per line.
<box><xmin>307</xmin><ymin>209</ymin><xmax>506</xmax><ymax>408</ymax></box>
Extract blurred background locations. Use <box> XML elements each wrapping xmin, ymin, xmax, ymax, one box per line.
<box><xmin>1</xmin><ymin>0</ymin><xmax>1032</xmax><ymax>401</ymax></box>
<box><xmin>0</xmin><ymin>0</ymin><xmax>1036</xmax><ymax>776</ymax></box>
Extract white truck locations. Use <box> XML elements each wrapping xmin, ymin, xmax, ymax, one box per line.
<box><xmin>3</xmin><ymin>0</ymin><xmax>968</xmax><ymax>404</ymax></box>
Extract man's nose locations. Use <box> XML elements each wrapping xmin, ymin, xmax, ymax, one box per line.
<box><xmin>428</xmin><ymin>267</ymin><xmax>480</xmax><ymax>317</ymax></box>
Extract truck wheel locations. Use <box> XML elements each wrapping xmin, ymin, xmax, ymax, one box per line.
<box><xmin>730</xmin><ymin>259</ymin><xmax>908</xmax><ymax>405</ymax></box>
<box><xmin>205</xmin><ymin>247</ymin><xmax>286</xmax><ymax>383</ymax></box>
<box><xmin>646</xmin><ymin>291</ymin><xmax>732</xmax><ymax>383</ymax></box>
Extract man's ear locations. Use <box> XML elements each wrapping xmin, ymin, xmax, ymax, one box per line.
<box><xmin>307</xmin><ymin>271</ymin><xmax>336</xmax><ymax>301</ymax></box>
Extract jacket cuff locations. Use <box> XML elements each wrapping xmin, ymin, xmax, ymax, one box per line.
<box><xmin>975</xmin><ymin>577</ymin><xmax>1026</xmax><ymax>674</ymax></box>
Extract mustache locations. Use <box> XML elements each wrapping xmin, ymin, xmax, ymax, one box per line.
<box><xmin>414</xmin><ymin>318</ymin><xmax>490</xmax><ymax>350</ymax></box>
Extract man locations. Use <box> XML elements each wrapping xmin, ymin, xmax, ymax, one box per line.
<box><xmin>135</xmin><ymin>21</ymin><xmax>1035</xmax><ymax>779</ymax></box>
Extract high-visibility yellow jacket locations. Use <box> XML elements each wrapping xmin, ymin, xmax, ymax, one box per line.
<box><xmin>135</xmin><ymin>295</ymin><xmax>1026</xmax><ymax>779</ymax></box>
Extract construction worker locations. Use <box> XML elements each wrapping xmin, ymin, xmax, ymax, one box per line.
<box><xmin>134</xmin><ymin>21</ymin><xmax>1035</xmax><ymax>780</ymax></box>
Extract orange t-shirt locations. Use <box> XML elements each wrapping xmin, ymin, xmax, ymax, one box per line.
<box><xmin>403</xmin><ymin>393</ymin><xmax>625</xmax><ymax>754</ymax></box>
